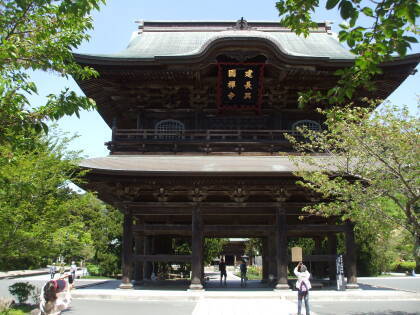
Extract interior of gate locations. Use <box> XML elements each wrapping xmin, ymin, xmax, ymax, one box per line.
<box><xmin>84</xmin><ymin>172</ymin><xmax>358</xmax><ymax>289</ymax></box>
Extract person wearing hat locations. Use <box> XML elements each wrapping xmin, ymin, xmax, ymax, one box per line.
<box><xmin>294</xmin><ymin>261</ymin><xmax>311</xmax><ymax>315</ymax></box>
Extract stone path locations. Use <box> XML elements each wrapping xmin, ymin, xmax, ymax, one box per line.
<box><xmin>192</xmin><ymin>298</ymin><xmax>314</xmax><ymax>315</ymax></box>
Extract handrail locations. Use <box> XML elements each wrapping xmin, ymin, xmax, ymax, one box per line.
<box><xmin>112</xmin><ymin>129</ymin><xmax>301</xmax><ymax>142</ymax></box>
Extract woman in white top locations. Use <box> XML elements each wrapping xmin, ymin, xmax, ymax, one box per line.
<box><xmin>39</xmin><ymin>277</ymin><xmax>71</xmax><ymax>315</ymax></box>
<box><xmin>294</xmin><ymin>261</ymin><xmax>311</xmax><ymax>315</ymax></box>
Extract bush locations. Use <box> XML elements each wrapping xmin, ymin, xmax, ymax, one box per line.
<box><xmin>86</xmin><ymin>264</ymin><xmax>101</xmax><ymax>276</ymax></box>
<box><xmin>8</xmin><ymin>282</ymin><xmax>35</xmax><ymax>304</ymax></box>
<box><xmin>390</xmin><ymin>261</ymin><xmax>416</xmax><ymax>273</ymax></box>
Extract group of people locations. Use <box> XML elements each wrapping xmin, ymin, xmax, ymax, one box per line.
<box><xmin>218</xmin><ymin>258</ymin><xmax>311</xmax><ymax>315</ymax></box>
<box><xmin>40</xmin><ymin>261</ymin><xmax>78</xmax><ymax>315</ymax></box>
<box><xmin>218</xmin><ymin>258</ymin><xmax>248</xmax><ymax>287</ymax></box>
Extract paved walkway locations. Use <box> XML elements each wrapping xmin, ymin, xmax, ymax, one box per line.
<box><xmin>192</xmin><ymin>298</ymin><xmax>304</xmax><ymax>315</ymax></box>
<box><xmin>70</xmin><ymin>272</ymin><xmax>420</xmax><ymax>303</ymax></box>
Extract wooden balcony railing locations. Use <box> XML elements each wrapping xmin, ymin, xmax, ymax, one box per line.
<box><xmin>107</xmin><ymin>128</ymin><xmax>304</xmax><ymax>153</ymax></box>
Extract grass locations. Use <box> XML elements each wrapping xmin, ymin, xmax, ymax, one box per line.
<box><xmin>0</xmin><ymin>304</ymin><xmax>35</xmax><ymax>315</ymax></box>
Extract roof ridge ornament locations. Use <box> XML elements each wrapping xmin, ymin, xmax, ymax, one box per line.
<box><xmin>234</xmin><ymin>17</ymin><xmax>251</xmax><ymax>30</ymax></box>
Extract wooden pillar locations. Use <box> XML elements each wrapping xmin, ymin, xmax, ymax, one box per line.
<box><xmin>143</xmin><ymin>236</ymin><xmax>153</xmax><ymax>280</ymax></box>
<box><xmin>120</xmin><ymin>211</ymin><xmax>134</xmax><ymax>289</ymax></box>
<box><xmin>189</xmin><ymin>205</ymin><xmax>203</xmax><ymax>290</ymax></box>
<box><xmin>328</xmin><ymin>233</ymin><xmax>337</xmax><ymax>281</ymax></box>
<box><xmin>134</xmin><ymin>233</ymin><xmax>144</xmax><ymax>284</ymax></box>
<box><xmin>275</xmin><ymin>206</ymin><xmax>289</xmax><ymax>290</ymax></box>
<box><xmin>262</xmin><ymin>237</ymin><xmax>269</xmax><ymax>283</ymax></box>
<box><xmin>345</xmin><ymin>222</ymin><xmax>359</xmax><ymax>288</ymax></box>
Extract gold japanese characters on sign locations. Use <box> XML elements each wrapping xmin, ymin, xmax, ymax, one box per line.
<box><xmin>228</xmin><ymin>69</ymin><xmax>237</xmax><ymax>78</ymax></box>
<box><xmin>218</xmin><ymin>63</ymin><xmax>264</xmax><ymax>111</ymax></box>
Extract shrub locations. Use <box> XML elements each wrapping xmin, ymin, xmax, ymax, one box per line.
<box><xmin>8</xmin><ymin>282</ymin><xmax>35</xmax><ymax>304</ymax></box>
<box><xmin>391</xmin><ymin>261</ymin><xmax>416</xmax><ymax>273</ymax></box>
<box><xmin>86</xmin><ymin>264</ymin><xmax>101</xmax><ymax>276</ymax></box>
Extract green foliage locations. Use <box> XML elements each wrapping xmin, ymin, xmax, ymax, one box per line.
<box><xmin>203</xmin><ymin>238</ymin><xmax>227</xmax><ymax>265</ymax></box>
<box><xmin>288</xmin><ymin>238</ymin><xmax>315</xmax><ymax>256</ymax></box>
<box><xmin>276</xmin><ymin>0</ymin><xmax>419</xmax><ymax>104</ymax></box>
<box><xmin>244</xmin><ymin>238</ymin><xmax>262</xmax><ymax>257</ymax></box>
<box><xmin>0</xmin><ymin>0</ymin><xmax>105</xmax><ymax>142</ymax></box>
<box><xmin>95</xmin><ymin>252</ymin><xmax>120</xmax><ymax>277</ymax></box>
<box><xmin>287</xmin><ymin>101</ymin><xmax>420</xmax><ymax>272</ymax></box>
<box><xmin>0</xmin><ymin>127</ymin><xmax>122</xmax><ymax>272</ymax></box>
<box><xmin>8</xmin><ymin>282</ymin><xmax>35</xmax><ymax>304</ymax></box>
<box><xmin>239</xmin><ymin>265</ymin><xmax>262</xmax><ymax>280</ymax></box>
<box><xmin>390</xmin><ymin>261</ymin><xmax>416</xmax><ymax>273</ymax></box>
<box><xmin>173</xmin><ymin>238</ymin><xmax>226</xmax><ymax>266</ymax></box>
<box><xmin>86</xmin><ymin>263</ymin><xmax>101</xmax><ymax>276</ymax></box>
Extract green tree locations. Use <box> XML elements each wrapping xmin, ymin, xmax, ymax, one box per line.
<box><xmin>244</xmin><ymin>238</ymin><xmax>262</xmax><ymax>258</ymax></box>
<box><xmin>0</xmin><ymin>133</ymin><xmax>123</xmax><ymax>272</ymax></box>
<box><xmin>0</xmin><ymin>131</ymin><xmax>88</xmax><ymax>269</ymax></box>
<box><xmin>276</xmin><ymin>0</ymin><xmax>419</xmax><ymax>104</ymax></box>
<box><xmin>0</xmin><ymin>0</ymin><xmax>104</xmax><ymax>143</ymax></box>
<box><xmin>203</xmin><ymin>238</ymin><xmax>227</xmax><ymax>265</ymax></box>
<box><xmin>286</xmin><ymin>102</ymin><xmax>419</xmax><ymax>271</ymax></box>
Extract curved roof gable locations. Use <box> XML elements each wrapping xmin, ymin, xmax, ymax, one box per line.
<box><xmin>77</xmin><ymin>20</ymin><xmax>355</xmax><ymax>62</ymax></box>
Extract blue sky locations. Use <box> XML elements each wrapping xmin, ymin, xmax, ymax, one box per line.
<box><xmin>29</xmin><ymin>0</ymin><xmax>419</xmax><ymax>158</ymax></box>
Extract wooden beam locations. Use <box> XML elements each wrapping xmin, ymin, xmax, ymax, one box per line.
<box><xmin>126</xmin><ymin>202</ymin><xmax>315</xmax><ymax>209</ymax></box>
<box><xmin>204</xmin><ymin>225</ymin><xmax>274</xmax><ymax>232</ymax></box>
<box><xmin>133</xmin><ymin>224</ymin><xmax>190</xmax><ymax>232</ymax></box>
<box><xmin>132</xmin><ymin>208</ymin><xmax>276</xmax><ymax>216</ymax></box>
<box><xmin>133</xmin><ymin>254</ymin><xmax>192</xmax><ymax>262</ymax></box>
<box><xmin>288</xmin><ymin>225</ymin><xmax>345</xmax><ymax>232</ymax></box>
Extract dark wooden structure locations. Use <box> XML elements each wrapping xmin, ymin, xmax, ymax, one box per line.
<box><xmin>74</xmin><ymin>20</ymin><xmax>419</xmax><ymax>290</ymax></box>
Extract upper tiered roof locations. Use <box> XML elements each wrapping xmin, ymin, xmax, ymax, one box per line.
<box><xmin>74</xmin><ymin>20</ymin><xmax>355</xmax><ymax>63</ymax></box>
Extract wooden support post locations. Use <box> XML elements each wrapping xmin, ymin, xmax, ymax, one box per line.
<box><xmin>120</xmin><ymin>212</ymin><xmax>133</xmax><ymax>289</ymax></box>
<box><xmin>275</xmin><ymin>206</ymin><xmax>289</xmax><ymax>290</ymax></box>
<box><xmin>345</xmin><ymin>222</ymin><xmax>359</xmax><ymax>288</ymax></box>
<box><xmin>262</xmin><ymin>237</ymin><xmax>269</xmax><ymax>283</ymax></box>
<box><xmin>189</xmin><ymin>205</ymin><xmax>203</xmax><ymax>290</ymax></box>
<box><xmin>328</xmin><ymin>233</ymin><xmax>337</xmax><ymax>282</ymax></box>
<box><xmin>134</xmin><ymin>233</ymin><xmax>144</xmax><ymax>284</ymax></box>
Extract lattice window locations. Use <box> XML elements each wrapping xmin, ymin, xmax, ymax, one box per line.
<box><xmin>155</xmin><ymin>119</ymin><xmax>185</xmax><ymax>140</ymax></box>
<box><xmin>292</xmin><ymin>120</ymin><xmax>321</xmax><ymax>131</ymax></box>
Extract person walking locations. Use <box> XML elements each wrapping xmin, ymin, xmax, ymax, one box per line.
<box><xmin>70</xmin><ymin>261</ymin><xmax>77</xmax><ymax>287</ymax></box>
<box><xmin>219</xmin><ymin>258</ymin><xmax>227</xmax><ymax>286</ymax></box>
<box><xmin>294</xmin><ymin>261</ymin><xmax>311</xmax><ymax>315</ymax></box>
<box><xmin>49</xmin><ymin>263</ymin><xmax>56</xmax><ymax>280</ymax></box>
<box><xmin>58</xmin><ymin>263</ymin><xmax>65</xmax><ymax>278</ymax></box>
<box><xmin>240</xmin><ymin>260</ymin><xmax>247</xmax><ymax>287</ymax></box>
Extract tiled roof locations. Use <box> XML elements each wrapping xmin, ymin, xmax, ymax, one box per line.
<box><xmin>77</xmin><ymin>20</ymin><xmax>355</xmax><ymax>62</ymax></box>
<box><xmin>79</xmin><ymin>155</ymin><xmax>333</xmax><ymax>174</ymax></box>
